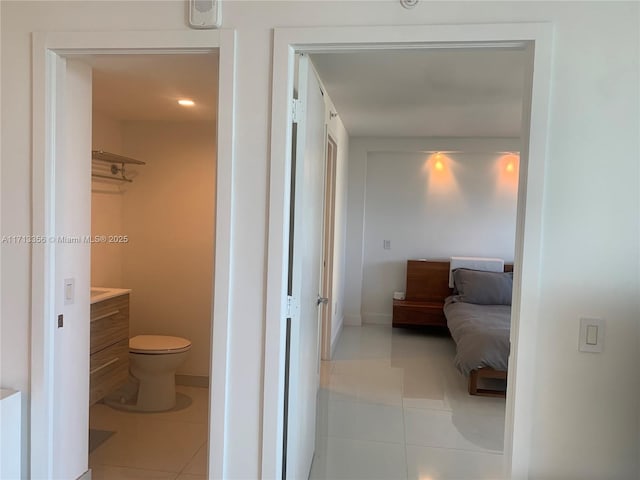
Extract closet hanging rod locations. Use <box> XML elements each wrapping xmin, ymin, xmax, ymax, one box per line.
<box><xmin>92</xmin><ymin>150</ymin><xmax>146</xmax><ymax>165</ymax></box>
<box><xmin>91</xmin><ymin>173</ymin><xmax>133</xmax><ymax>183</ymax></box>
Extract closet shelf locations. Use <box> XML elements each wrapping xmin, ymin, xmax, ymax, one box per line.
<box><xmin>92</xmin><ymin>150</ymin><xmax>146</xmax><ymax>166</ymax></box>
<box><xmin>91</xmin><ymin>150</ymin><xmax>145</xmax><ymax>183</ymax></box>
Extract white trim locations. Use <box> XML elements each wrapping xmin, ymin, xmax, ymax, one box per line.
<box><xmin>504</xmin><ymin>32</ymin><xmax>554</xmax><ymax>479</ymax></box>
<box><xmin>263</xmin><ymin>38</ymin><xmax>295</xmax><ymax>480</ymax></box>
<box><xmin>31</xmin><ymin>34</ymin><xmax>56</xmax><ymax>478</ymax></box>
<box><xmin>343</xmin><ymin>314</ymin><xmax>362</xmax><ymax>326</ymax></box>
<box><xmin>31</xmin><ymin>29</ymin><xmax>235</xmax><ymax>480</ymax></box>
<box><xmin>77</xmin><ymin>469</ymin><xmax>92</xmax><ymax>480</ymax></box>
<box><xmin>329</xmin><ymin>318</ymin><xmax>343</xmax><ymax>359</ymax></box>
<box><xmin>361</xmin><ymin>313</ymin><xmax>393</xmax><ymax>325</ymax></box>
<box><xmin>264</xmin><ymin>23</ymin><xmax>553</xmax><ymax>480</ymax></box>
<box><xmin>209</xmin><ymin>28</ymin><xmax>236</xmax><ymax>480</ymax></box>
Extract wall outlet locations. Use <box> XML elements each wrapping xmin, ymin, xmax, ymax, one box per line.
<box><xmin>383</xmin><ymin>239</ymin><xmax>391</xmax><ymax>250</ymax></box>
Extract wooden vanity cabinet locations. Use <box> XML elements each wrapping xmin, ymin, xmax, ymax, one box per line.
<box><xmin>89</xmin><ymin>294</ymin><xmax>130</xmax><ymax>405</ymax></box>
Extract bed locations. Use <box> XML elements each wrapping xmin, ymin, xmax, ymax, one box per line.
<box><xmin>393</xmin><ymin>258</ymin><xmax>512</xmax><ymax>397</ymax></box>
<box><xmin>445</xmin><ymin>262</ymin><xmax>513</xmax><ymax>397</ymax></box>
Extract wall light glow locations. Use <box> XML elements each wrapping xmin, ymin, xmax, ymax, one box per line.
<box><xmin>178</xmin><ymin>99</ymin><xmax>195</xmax><ymax>107</ymax></box>
<box><xmin>422</xmin><ymin>152</ymin><xmax>458</xmax><ymax>196</ymax></box>
<box><xmin>501</xmin><ymin>153</ymin><xmax>519</xmax><ymax>174</ymax></box>
<box><xmin>429</xmin><ymin>153</ymin><xmax>447</xmax><ymax>173</ymax></box>
<box><xmin>496</xmin><ymin>153</ymin><xmax>520</xmax><ymax>195</ymax></box>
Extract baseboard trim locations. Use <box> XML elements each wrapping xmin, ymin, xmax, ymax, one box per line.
<box><xmin>344</xmin><ymin>314</ymin><xmax>362</xmax><ymax>326</ymax></box>
<box><xmin>77</xmin><ymin>468</ymin><xmax>92</xmax><ymax>480</ymax></box>
<box><xmin>176</xmin><ymin>374</ymin><xmax>209</xmax><ymax>388</ymax></box>
<box><xmin>361</xmin><ymin>313</ymin><xmax>392</xmax><ymax>325</ymax></box>
<box><xmin>330</xmin><ymin>319</ymin><xmax>344</xmax><ymax>359</ymax></box>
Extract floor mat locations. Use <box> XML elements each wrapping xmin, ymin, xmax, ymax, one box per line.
<box><xmin>104</xmin><ymin>392</ymin><xmax>193</xmax><ymax>413</ymax></box>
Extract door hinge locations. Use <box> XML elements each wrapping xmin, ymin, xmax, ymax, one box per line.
<box><xmin>286</xmin><ymin>295</ymin><xmax>299</xmax><ymax>318</ymax></box>
<box><xmin>291</xmin><ymin>98</ymin><xmax>303</xmax><ymax>124</ymax></box>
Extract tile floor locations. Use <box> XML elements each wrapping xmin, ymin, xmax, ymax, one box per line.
<box><xmin>88</xmin><ymin>326</ymin><xmax>504</xmax><ymax>480</ymax></box>
<box><xmin>89</xmin><ymin>385</ymin><xmax>209</xmax><ymax>480</ymax></box>
<box><xmin>310</xmin><ymin>325</ymin><xmax>506</xmax><ymax>480</ymax></box>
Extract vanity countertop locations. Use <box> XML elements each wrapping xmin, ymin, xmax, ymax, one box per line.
<box><xmin>90</xmin><ymin>287</ymin><xmax>131</xmax><ymax>304</ymax></box>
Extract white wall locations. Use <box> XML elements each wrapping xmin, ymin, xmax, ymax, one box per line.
<box><xmin>1</xmin><ymin>2</ymin><xmax>638</xmax><ymax>479</ymax></box>
<box><xmin>91</xmin><ymin>111</ymin><xmax>125</xmax><ymax>287</ymax></box>
<box><xmin>91</xmin><ymin>115</ymin><xmax>215</xmax><ymax>377</ymax></box>
<box><xmin>359</xmin><ymin>147</ymin><xmax>519</xmax><ymax>324</ymax></box>
<box><xmin>121</xmin><ymin>121</ymin><xmax>216</xmax><ymax>377</ymax></box>
<box><xmin>344</xmin><ymin>137</ymin><xmax>521</xmax><ymax>325</ymax></box>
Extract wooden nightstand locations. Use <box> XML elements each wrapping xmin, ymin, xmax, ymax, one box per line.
<box><xmin>392</xmin><ymin>260</ymin><xmax>451</xmax><ymax>329</ymax></box>
<box><xmin>392</xmin><ymin>299</ymin><xmax>446</xmax><ymax>328</ymax></box>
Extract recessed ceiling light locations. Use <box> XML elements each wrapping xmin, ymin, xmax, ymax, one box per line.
<box><xmin>178</xmin><ymin>99</ymin><xmax>195</xmax><ymax>107</ymax></box>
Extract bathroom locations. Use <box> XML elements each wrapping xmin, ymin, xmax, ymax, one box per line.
<box><xmin>87</xmin><ymin>53</ymin><xmax>217</xmax><ymax>479</ymax></box>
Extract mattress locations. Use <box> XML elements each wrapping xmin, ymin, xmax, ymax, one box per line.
<box><xmin>444</xmin><ymin>297</ymin><xmax>511</xmax><ymax>375</ymax></box>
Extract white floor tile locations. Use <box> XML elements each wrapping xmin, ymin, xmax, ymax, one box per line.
<box><xmin>90</xmin><ymin>465</ymin><xmax>177</xmax><ymax>480</ymax></box>
<box><xmin>406</xmin><ymin>444</ymin><xmax>504</xmax><ymax>480</ymax></box>
<box><xmin>312</xmin><ymin>326</ymin><xmax>507</xmax><ymax>480</ymax></box>
<box><xmin>182</xmin><ymin>442</ymin><xmax>208</xmax><ymax>475</ymax></box>
<box><xmin>89</xmin><ymin>385</ymin><xmax>209</xmax><ymax>475</ymax></box>
<box><xmin>310</xmin><ymin>436</ymin><xmax>407</xmax><ymax>480</ymax></box>
<box><xmin>404</xmin><ymin>407</ymin><xmax>504</xmax><ymax>453</ymax></box>
<box><xmin>89</xmin><ymin>413</ymin><xmax>207</xmax><ymax>473</ymax></box>
<box><xmin>320</xmin><ymin>398</ymin><xmax>405</xmax><ymax>444</ymax></box>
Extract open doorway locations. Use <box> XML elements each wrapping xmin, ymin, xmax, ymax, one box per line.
<box><xmin>83</xmin><ymin>53</ymin><xmax>216</xmax><ymax>478</ymax></box>
<box><xmin>299</xmin><ymin>46</ymin><xmax>525</xmax><ymax>479</ymax></box>
<box><xmin>264</xmin><ymin>24</ymin><xmax>552</xmax><ymax>480</ymax></box>
<box><xmin>31</xmin><ymin>30</ymin><xmax>235</xmax><ymax>480</ymax></box>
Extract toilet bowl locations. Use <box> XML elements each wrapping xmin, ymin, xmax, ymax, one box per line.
<box><xmin>128</xmin><ymin>335</ymin><xmax>191</xmax><ymax>412</ymax></box>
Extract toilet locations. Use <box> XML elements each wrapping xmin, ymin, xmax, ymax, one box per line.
<box><xmin>128</xmin><ymin>335</ymin><xmax>192</xmax><ymax>412</ymax></box>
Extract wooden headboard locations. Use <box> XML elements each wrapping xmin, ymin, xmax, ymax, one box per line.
<box><xmin>405</xmin><ymin>260</ymin><xmax>452</xmax><ymax>303</ymax></box>
<box><xmin>405</xmin><ymin>259</ymin><xmax>513</xmax><ymax>304</ymax></box>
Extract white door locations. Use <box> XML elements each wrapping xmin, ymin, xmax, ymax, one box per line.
<box><xmin>285</xmin><ymin>55</ymin><xmax>326</xmax><ymax>480</ymax></box>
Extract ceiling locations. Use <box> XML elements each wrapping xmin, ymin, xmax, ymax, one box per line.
<box><xmin>309</xmin><ymin>48</ymin><xmax>526</xmax><ymax>138</ymax></box>
<box><xmin>82</xmin><ymin>48</ymin><xmax>523</xmax><ymax>135</ymax></box>
<box><xmin>78</xmin><ymin>52</ymin><xmax>218</xmax><ymax>122</ymax></box>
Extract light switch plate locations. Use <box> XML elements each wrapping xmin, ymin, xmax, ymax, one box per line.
<box><xmin>579</xmin><ymin>317</ymin><xmax>604</xmax><ymax>353</ymax></box>
<box><xmin>64</xmin><ymin>278</ymin><xmax>75</xmax><ymax>305</ymax></box>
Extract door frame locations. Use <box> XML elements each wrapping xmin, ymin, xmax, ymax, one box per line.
<box><xmin>320</xmin><ymin>134</ymin><xmax>337</xmax><ymax>361</ymax></box>
<box><xmin>31</xmin><ymin>29</ymin><xmax>236</xmax><ymax>479</ymax></box>
<box><xmin>264</xmin><ymin>24</ymin><xmax>553</xmax><ymax>479</ymax></box>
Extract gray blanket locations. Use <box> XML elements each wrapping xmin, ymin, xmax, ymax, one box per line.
<box><xmin>444</xmin><ymin>296</ymin><xmax>511</xmax><ymax>375</ymax></box>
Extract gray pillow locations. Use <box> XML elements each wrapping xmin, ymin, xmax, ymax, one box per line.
<box><xmin>452</xmin><ymin>268</ymin><xmax>513</xmax><ymax>305</ymax></box>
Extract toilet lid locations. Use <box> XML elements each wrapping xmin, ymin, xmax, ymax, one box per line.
<box><xmin>130</xmin><ymin>335</ymin><xmax>192</xmax><ymax>354</ymax></box>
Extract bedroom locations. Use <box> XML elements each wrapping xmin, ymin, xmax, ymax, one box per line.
<box><xmin>298</xmin><ymin>47</ymin><xmax>526</xmax><ymax>479</ymax></box>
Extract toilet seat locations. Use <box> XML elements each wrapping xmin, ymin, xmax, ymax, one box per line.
<box><xmin>130</xmin><ymin>335</ymin><xmax>192</xmax><ymax>354</ymax></box>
